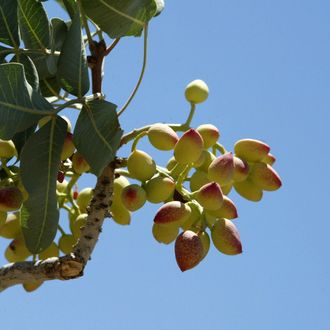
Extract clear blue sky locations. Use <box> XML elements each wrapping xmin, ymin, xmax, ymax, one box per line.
<box><xmin>1</xmin><ymin>1</ymin><xmax>330</xmax><ymax>329</ymax></box>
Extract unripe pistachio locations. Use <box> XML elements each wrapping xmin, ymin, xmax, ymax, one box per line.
<box><xmin>181</xmin><ymin>202</ymin><xmax>202</xmax><ymax>230</ymax></box>
<box><xmin>234</xmin><ymin>139</ymin><xmax>270</xmax><ymax>162</ymax></box>
<box><xmin>221</xmin><ymin>183</ymin><xmax>233</xmax><ymax>195</ymax></box>
<box><xmin>127</xmin><ymin>149</ymin><xmax>157</xmax><ymax>181</ymax></box>
<box><xmin>0</xmin><ymin>187</ymin><xmax>23</xmax><ymax>212</ymax></box>
<box><xmin>195</xmin><ymin>150</ymin><xmax>216</xmax><ymax>172</ymax></box>
<box><xmin>154</xmin><ymin>201</ymin><xmax>191</xmax><ymax>226</ymax></box>
<box><xmin>39</xmin><ymin>115</ymin><xmax>72</xmax><ymax>132</ymax></box>
<box><xmin>192</xmin><ymin>182</ymin><xmax>223</xmax><ymax>211</ymax></box>
<box><xmin>196</xmin><ymin>124</ymin><xmax>220</xmax><ymax>148</ymax></box>
<box><xmin>211</xmin><ymin>219</ymin><xmax>242</xmax><ymax>255</ymax></box>
<box><xmin>58</xmin><ymin>234</ymin><xmax>76</xmax><ymax>254</ymax></box>
<box><xmin>0</xmin><ymin>213</ymin><xmax>21</xmax><ymax>238</ymax></box>
<box><xmin>0</xmin><ymin>211</ymin><xmax>7</xmax><ymax>227</ymax></box>
<box><xmin>113</xmin><ymin>175</ymin><xmax>130</xmax><ymax>202</ymax></box>
<box><xmin>5</xmin><ymin>238</ymin><xmax>31</xmax><ymax>262</ymax></box>
<box><xmin>166</xmin><ymin>157</ymin><xmax>186</xmax><ymax>177</ymax></box>
<box><xmin>233</xmin><ymin>156</ymin><xmax>249</xmax><ymax>182</ymax></box>
<box><xmin>60</xmin><ymin>132</ymin><xmax>75</xmax><ymax>160</ymax></box>
<box><xmin>249</xmin><ymin>162</ymin><xmax>282</xmax><ymax>191</ymax></box>
<box><xmin>70</xmin><ymin>213</ymin><xmax>87</xmax><ymax>239</ymax></box>
<box><xmin>174</xmin><ymin>129</ymin><xmax>204</xmax><ymax>165</ymax></box>
<box><xmin>152</xmin><ymin>223</ymin><xmax>179</xmax><ymax>244</ymax></box>
<box><xmin>0</xmin><ymin>139</ymin><xmax>17</xmax><ymax>158</ymax></box>
<box><xmin>175</xmin><ymin>230</ymin><xmax>204</xmax><ymax>272</ymax></box>
<box><xmin>147</xmin><ymin>123</ymin><xmax>179</xmax><ymax>150</ymax></box>
<box><xmin>38</xmin><ymin>242</ymin><xmax>59</xmax><ymax>259</ymax></box>
<box><xmin>110</xmin><ymin>201</ymin><xmax>131</xmax><ymax>225</ymax></box>
<box><xmin>208</xmin><ymin>152</ymin><xmax>234</xmax><ymax>186</ymax></box>
<box><xmin>121</xmin><ymin>184</ymin><xmax>146</xmax><ymax>211</ymax></box>
<box><xmin>234</xmin><ymin>179</ymin><xmax>263</xmax><ymax>202</ymax></box>
<box><xmin>185</xmin><ymin>79</ymin><xmax>209</xmax><ymax>104</ymax></box>
<box><xmin>72</xmin><ymin>152</ymin><xmax>90</xmax><ymax>174</ymax></box>
<box><xmin>190</xmin><ymin>170</ymin><xmax>210</xmax><ymax>192</ymax></box>
<box><xmin>193</xmin><ymin>150</ymin><xmax>206</xmax><ymax>168</ymax></box>
<box><xmin>206</xmin><ymin>196</ymin><xmax>238</xmax><ymax>219</ymax></box>
<box><xmin>197</xmin><ymin>231</ymin><xmax>211</xmax><ymax>259</ymax></box>
<box><xmin>76</xmin><ymin>187</ymin><xmax>93</xmax><ymax>213</ymax></box>
<box><xmin>23</xmin><ymin>281</ymin><xmax>43</xmax><ymax>292</ymax></box>
<box><xmin>261</xmin><ymin>153</ymin><xmax>276</xmax><ymax>165</ymax></box>
<box><xmin>145</xmin><ymin>176</ymin><xmax>175</xmax><ymax>204</ymax></box>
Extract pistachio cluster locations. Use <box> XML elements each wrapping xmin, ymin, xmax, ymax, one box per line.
<box><xmin>109</xmin><ymin>80</ymin><xmax>282</xmax><ymax>271</ymax></box>
<box><xmin>0</xmin><ymin>79</ymin><xmax>281</xmax><ymax>286</ymax></box>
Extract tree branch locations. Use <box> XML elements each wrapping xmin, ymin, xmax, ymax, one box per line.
<box><xmin>0</xmin><ymin>161</ymin><xmax>119</xmax><ymax>292</ymax></box>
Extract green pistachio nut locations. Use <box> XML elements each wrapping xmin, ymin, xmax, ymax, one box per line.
<box><xmin>185</xmin><ymin>79</ymin><xmax>209</xmax><ymax>104</ymax></box>
<box><xmin>196</xmin><ymin>124</ymin><xmax>220</xmax><ymax>148</ymax></box>
<box><xmin>145</xmin><ymin>176</ymin><xmax>175</xmax><ymax>204</ymax></box>
<box><xmin>147</xmin><ymin>123</ymin><xmax>179</xmax><ymax>150</ymax></box>
<box><xmin>234</xmin><ymin>179</ymin><xmax>263</xmax><ymax>202</ymax></box>
<box><xmin>234</xmin><ymin>139</ymin><xmax>270</xmax><ymax>162</ymax></box>
<box><xmin>127</xmin><ymin>149</ymin><xmax>157</xmax><ymax>181</ymax></box>
<box><xmin>152</xmin><ymin>223</ymin><xmax>179</xmax><ymax>244</ymax></box>
<box><xmin>208</xmin><ymin>152</ymin><xmax>234</xmax><ymax>186</ymax></box>
<box><xmin>174</xmin><ymin>129</ymin><xmax>204</xmax><ymax>164</ymax></box>
<box><xmin>211</xmin><ymin>219</ymin><xmax>242</xmax><ymax>255</ymax></box>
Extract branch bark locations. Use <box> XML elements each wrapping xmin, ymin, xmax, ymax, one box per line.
<box><xmin>0</xmin><ymin>161</ymin><xmax>118</xmax><ymax>292</ymax></box>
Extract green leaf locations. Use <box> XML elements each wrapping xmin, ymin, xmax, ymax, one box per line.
<box><xmin>12</xmin><ymin>124</ymin><xmax>37</xmax><ymax>157</ymax></box>
<box><xmin>81</xmin><ymin>0</ymin><xmax>159</xmax><ymax>38</ymax></box>
<box><xmin>73</xmin><ymin>99</ymin><xmax>123</xmax><ymax>176</ymax></box>
<box><xmin>0</xmin><ymin>63</ymin><xmax>54</xmax><ymax>140</ymax></box>
<box><xmin>18</xmin><ymin>0</ymin><xmax>56</xmax><ymax>79</ymax></box>
<box><xmin>0</xmin><ymin>0</ymin><xmax>20</xmax><ymax>47</ymax></box>
<box><xmin>20</xmin><ymin>116</ymin><xmax>67</xmax><ymax>254</ymax></box>
<box><xmin>18</xmin><ymin>0</ymin><xmax>50</xmax><ymax>49</ymax></box>
<box><xmin>40</xmin><ymin>77</ymin><xmax>61</xmax><ymax>97</ymax></box>
<box><xmin>57</xmin><ymin>11</ymin><xmax>89</xmax><ymax>97</ymax></box>
<box><xmin>51</xmin><ymin>18</ymin><xmax>69</xmax><ymax>53</ymax></box>
<box><xmin>11</xmin><ymin>54</ymin><xmax>39</xmax><ymax>90</ymax></box>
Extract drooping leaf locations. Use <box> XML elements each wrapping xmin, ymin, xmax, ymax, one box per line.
<box><xmin>0</xmin><ymin>63</ymin><xmax>54</xmax><ymax>140</ymax></box>
<box><xmin>18</xmin><ymin>0</ymin><xmax>56</xmax><ymax>79</ymax></box>
<box><xmin>57</xmin><ymin>11</ymin><xmax>89</xmax><ymax>97</ymax></box>
<box><xmin>81</xmin><ymin>0</ymin><xmax>160</xmax><ymax>38</ymax></box>
<box><xmin>11</xmin><ymin>54</ymin><xmax>39</xmax><ymax>90</ymax></box>
<box><xmin>0</xmin><ymin>0</ymin><xmax>20</xmax><ymax>47</ymax></box>
<box><xmin>20</xmin><ymin>116</ymin><xmax>67</xmax><ymax>254</ymax></box>
<box><xmin>51</xmin><ymin>18</ymin><xmax>69</xmax><ymax>53</ymax></box>
<box><xmin>40</xmin><ymin>77</ymin><xmax>61</xmax><ymax>97</ymax></box>
<box><xmin>73</xmin><ymin>99</ymin><xmax>123</xmax><ymax>176</ymax></box>
<box><xmin>12</xmin><ymin>124</ymin><xmax>37</xmax><ymax>157</ymax></box>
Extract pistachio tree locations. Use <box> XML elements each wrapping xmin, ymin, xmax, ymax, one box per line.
<box><xmin>0</xmin><ymin>0</ymin><xmax>281</xmax><ymax>292</ymax></box>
